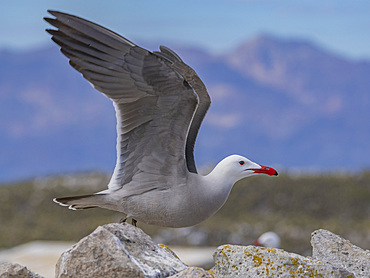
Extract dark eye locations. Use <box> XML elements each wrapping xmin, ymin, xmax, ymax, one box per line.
<box><xmin>239</xmin><ymin>161</ymin><xmax>245</xmax><ymax>165</ymax></box>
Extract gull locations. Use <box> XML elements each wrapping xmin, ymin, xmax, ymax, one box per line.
<box><xmin>45</xmin><ymin>10</ymin><xmax>278</xmax><ymax>228</ymax></box>
<box><xmin>254</xmin><ymin>232</ymin><xmax>281</xmax><ymax>248</ymax></box>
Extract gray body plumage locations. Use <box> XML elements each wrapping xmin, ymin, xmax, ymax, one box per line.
<box><xmin>45</xmin><ymin>11</ymin><xmax>277</xmax><ymax>228</ymax></box>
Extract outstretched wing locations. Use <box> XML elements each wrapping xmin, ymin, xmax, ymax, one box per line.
<box><xmin>45</xmin><ymin>11</ymin><xmax>210</xmax><ymax>195</ymax></box>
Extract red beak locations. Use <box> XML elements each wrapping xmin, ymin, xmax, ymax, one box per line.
<box><xmin>253</xmin><ymin>239</ymin><xmax>261</xmax><ymax>246</ymax></box>
<box><xmin>248</xmin><ymin>165</ymin><xmax>278</xmax><ymax>176</ymax></box>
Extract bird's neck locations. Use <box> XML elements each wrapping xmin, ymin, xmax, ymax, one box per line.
<box><xmin>202</xmin><ymin>164</ymin><xmax>237</xmax><ymax>207</ymax></box>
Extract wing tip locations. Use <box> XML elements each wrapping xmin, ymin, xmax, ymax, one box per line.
<box><xmin>44</xmin><ymin>10</ymin><xmax>60</xmax><ymax>22</ymax></box>
<box><xmin>53</xmin><ymin>197</ymin><xmax>77</xmax><ymax>210</ymax></box>
<box><xmin>46</xmin><ymin>10</ymin><xmax>66</xmax><ymax>17</ymax></box>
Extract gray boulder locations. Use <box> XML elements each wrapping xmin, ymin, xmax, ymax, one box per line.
<box><xmin>0</xmin><ymin>262</ymin><xmax>43</xmax><ymax>278</ymax></box>
<box><xmin>212</xmin><ymin>244</ymin><xmax>353</xmax><ymax>277</ymax></box>
<box><xmin>312</xmin><ymin>229</ymin><xmax>370</xmax><ymax>278</ymax></box>
<box><xmin>54</xmin><ymin>223</ymin><xmax>370</xmax><ymax>277</ymax></box>
<box><xmin>56</xmin><ymin>223</ymin><xmax>187</xmax><ymax>278</ymax></box>
<box><xmin>168</xmin><ymin>267</ymin><xmax>214</xmax><ymax>277</ymax></box>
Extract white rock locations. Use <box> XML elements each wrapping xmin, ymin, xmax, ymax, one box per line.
<box><xmin>56</xmin><ymin>223</ymin><xmax>187</xmax><ymax>278</ymax></box>
<box><xmin>212</xmin><ymin>244</ymin><xmax>353</xmax><ymax>277</ymax></box>
<box><xmin>168</xmin><ymin>267</ymin><xmax>214</xmax><ymax>277</ymax></box>
<box><xmin>0</xmin><ymin>262</ymin><xmax>43</xmax><ymax>278</ymax></box>
<box><xmin>312</xmin><ymin>229</ymin><xmax>370</xmax><ymax>278</ymax></box>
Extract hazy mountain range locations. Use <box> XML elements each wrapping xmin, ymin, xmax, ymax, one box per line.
<box><xmin>1</xmin><ymin>35</ymin><xmax>369</xmax><ymax>182</ymax></box>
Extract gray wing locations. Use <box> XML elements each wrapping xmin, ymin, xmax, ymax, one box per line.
<box><xmin>45</xmin><ymin>10</ymin><xmax>210</xmax><ymax>194</ymax></box>
<box><xmin>153</xmin><ymin>46</ymin><xmax>211</xmax><ymax>173</ymax></box>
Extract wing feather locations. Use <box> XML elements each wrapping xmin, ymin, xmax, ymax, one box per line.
<box><xmin>45</xmin><ymin>11</ymin><xmax>210</xmax><ymax>195</ymax></box>
<box><xmin>46</xmin><ymin>10</ymin><xmax>136</xmax><ymax>51</ymax></box>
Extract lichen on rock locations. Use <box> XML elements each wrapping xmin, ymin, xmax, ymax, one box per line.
<box><xmin>212</xmin><ymin>244</ymin><xmax>354</xmax><ymax>277</ymax></box>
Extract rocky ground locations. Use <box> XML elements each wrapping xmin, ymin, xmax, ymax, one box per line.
<box><xmin>1</xmin><ymin>223</ymin><xmax>369</xmax><ymax>277</ymax></box>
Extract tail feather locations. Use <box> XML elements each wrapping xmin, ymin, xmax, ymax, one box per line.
<box><xmin>53</xmin><ymin>194</ymin><xmax>112</xmax><ymax>210</ymax></box>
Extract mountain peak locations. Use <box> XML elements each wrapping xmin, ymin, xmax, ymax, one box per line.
<box><xmin>235</xmin><ymin>34</ymin><xmax>322</xmax><ymax>55</ymax></box>
<box><xmin>226</xmin><ymin>34</ymin><xmax>365</xmax><ymax>103</ymax></box>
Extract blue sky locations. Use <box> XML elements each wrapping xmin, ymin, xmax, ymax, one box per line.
<box><xmin>1</xmin><ymin>0</ymin><xmax>370</xmax><ymax>60</ymax></box>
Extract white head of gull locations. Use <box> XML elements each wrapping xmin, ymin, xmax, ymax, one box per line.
<box><xmin>45</xmin><ymin>10</ymin><xmax>278</xmax><ymax>228</ymax></box>
<box><xmin>254</xmin><ymin>232</ymin><xmax>281</xmax><ymax>248</ymax></box>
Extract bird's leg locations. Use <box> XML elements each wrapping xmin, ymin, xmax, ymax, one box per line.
<box><xmin>132</xmin><ymin>219</ymin><xmax>137</xmax><ymax>227</ymax></box>
<box><xmin>119</xmin><ymin>217</ymin><xmax>137</xmax><ymax>226</ymax></box>
<box><xmin>120</xmin><ymin>217</ymin><xmax>127</xmax><ymax>223</ymax></box>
